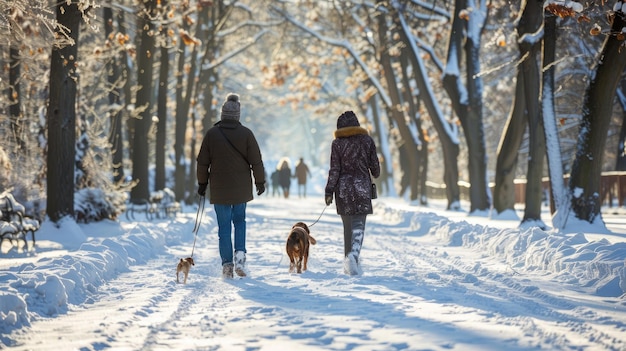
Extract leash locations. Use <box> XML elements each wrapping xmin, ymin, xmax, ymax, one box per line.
<box><xmin>308</xmin><ymin>204</ymin><xmax>328</xmax><ymax>228</ymax></box>
<box><xmin>190</xmin><ymin>194</ymin><xmax>205</xmax><ymax>258</ymax></box>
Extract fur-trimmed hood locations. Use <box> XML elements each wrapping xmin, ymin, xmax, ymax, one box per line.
<box><xmin>334</xmin><ymin>126</ymin><xmax>369</xmax><ymax>139</ymax></box>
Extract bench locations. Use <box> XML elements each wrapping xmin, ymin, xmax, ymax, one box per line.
<box><xmin>0</xmin><ymin>193</ymin><xmax>39</xmax><ymax>253</ymax></box>
<box><xmin>125</xmin><ymin>198</ymin><xmax>158</xmax><ymax>221</ymax></box>
<box><xmin>151</xmin><ymin>188</ymin><xmax>180</xmax><ymax>219</ymax></box>
<box><xmin>125</xmin><ymin>188</ymin><xmax>180</xmax><ymax>221</ymax></box>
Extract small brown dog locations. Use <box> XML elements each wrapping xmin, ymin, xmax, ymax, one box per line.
<box><xmin>176</xmin><ymin>257</ymin><xmax>195</xmax><ymax>284</ymax></box>
<box><xmin>286</xmin><ymin>222</ymin><xmax>317</xmax><ymax>273</ymax></box>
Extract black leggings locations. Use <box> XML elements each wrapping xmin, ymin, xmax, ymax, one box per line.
<box><xmin>340</xmin><ymin>214</ymin><xmax>367</xmax><ymax>257</ymax></box>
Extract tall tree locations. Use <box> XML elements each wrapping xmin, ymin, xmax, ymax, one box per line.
<box><xmin>494</xmin><ymin>0</ymin><xmax>545</xmax><ymax>225</ymax></box>
<box><xmin>443</xmin><ymin>0</ymin><xmax>490</xmax><ymax>213</ymax></box>
<box><xmin>187</xmin><ymin>2</ymin><xmax>214</xmax><ymax>203</ymax></box>
<box><xmin>155</xmin><ymin>0</ymin><xmax>170</xmax><ymax>192</ymax></box>
<box><xmin>173</xmin><ymin>1</ymin><xmax>200</xmax><ymax>202</ymax></box>
<box><xmin>541</xmin><ymin>8</ymin><xmax>568</xmax><ymax>228</ymax></box>
<box><xmin>395</xmin><ymin>7</ymin><xmax>461</xmax><ymax>209</ymax></box>
<box><xmin>375</xmin><ymin>0</ymin><xmax>420</xmax><ymax>201</ymax></box>
<box><xmin>398</xmin><ymin>49</ymin><xmax>428</xmax><ymax>203</ymax></box>
<box><xmin>104</xmin><ymin>6</ymin><xmax>125</xmax><ymax>184</ymax></box>
<box><xmin>567</xmin><ymin>7</ymin><xmax>626</xmax><ymax>224</ymax></box>
<box><xmin>616</xmin><ymin>79</ymin><xmax>626</xmax><ymax>171</ymax></box>
<box><xmin>130</xmin><ymin>0</ymin><xmax>157</xmax><ymax>203</ymax></box>
<box><xmin>518</xmin><ymin>0</ymin><xmax>546</xmax><ymax>225</ymax></box>
<box><xmin>8</xmin><ymin>28</ymin><xmax>24</xmax><ymax>152</ymax></box>
<box><xmin>47</xmin><ymin>1</ymin><xmax>81</xmax><ymax>222</ymax></box>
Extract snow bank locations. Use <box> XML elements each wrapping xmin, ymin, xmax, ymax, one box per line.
<box><xmin>0</xmin><ymin>218</ymin><xmax>171</xmax><ymax>338</ymax></box>
<box><xmin>377</xmin><ymin>205</ymin><xmax>626</xmax><ymax>298</ymax></box>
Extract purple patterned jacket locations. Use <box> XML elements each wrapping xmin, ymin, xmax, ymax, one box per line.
<box><xmin>325</xmin><ymin>112</ymin><xmax>380</xmax><ymax>215</ymax></box>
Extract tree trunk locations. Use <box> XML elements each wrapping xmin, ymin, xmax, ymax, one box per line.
<box><xmin>443</xmin><ymin>0</ymin><xmax>489</xmax><ymax>212</ymax></box>
<box><xmin>369</xmin><ymin>96</ymin><xmax>391</xmax><ymax>196</ymax></box>
<box><xmin>119</xmin><ymin>11</ymin><xmax>133</xmax><ymax>179</ymax></box>
<box><xmin>462</xmin><ymin>0</ymin><xmax>490</xmax><ymax>212</ymax></box>
<box><xmin>104</xmin><ymin>7</ymin><xmax>124</xmax><ymax>184</ymax></box>
<box><xmin>130</xmin><ymin>0</ymin><xmax>157</xmax><ymax>203</ymax></box>
<box><xmin>494</xmin><ymin>2</ymin><xmax>551</xmax><ymax>226</ymax></box>
<box><xmin>616</xmin><ymin>79</ymin><xmax>626</xmax><ymax>171</ymax></box>
<box><xmin>173</xmin><ymin>15</ymin><xmax>190</xmax><ymax>202</ymax></box>
<box><xmin>198</xmin><ymin>3</ymin><xmax>218</xmax><ymax>134</ymax></box>
<box><xmin>9</xmin><ymin>46</ymin><xmax>24</xmax><ymax>153</ymax></box>
<box><xmin>519</xmin><ymin>0</ymin><xmax>545</xmax><ymax>224</ymax></box>
<box><xmin>174</xmin><ymin>1</ymin><xmax>202</xmax><ymax>202</ymax></box>
<box><xmin>493</xmin><ymin>73</ymin><xmax>526</xmax><ymax>213</ymax></box>
<box><xmin>398</xmin><ymin>30</ymin><xmax>422</xmax><ymax>201</ymax></box>
<box><xmin>568</xmin><ymin>11</ymin><xmax>626</xmax><ymax>224</ymax></box>
<box><xmin>186</xmin><ymin>111</ymin><xmax>198</xmax><ymax>204</ymax></box>
<box><xmin>47</xmin><ymin>2</ymin><xmax>81</xmax><ymax>222</ymax></box>
<box><xmin>414</xmin><ymin>96</ymin><xmax>429</xmax><ymax>205</ymax></box>
<box><xmin>155</xmin><ymin>1</ymin><xmax>170</xmax><ymax>192</ymax></box>
<box><xmin>542</xmin><ymin>11</ymin><xmax>568</xmax><ymax>228</ymax></box>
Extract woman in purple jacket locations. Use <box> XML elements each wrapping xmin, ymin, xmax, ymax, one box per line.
<box><xmin>325</xmin><ymin>111</ymin><xmax>380</xmax><ymax>275</ymax></box>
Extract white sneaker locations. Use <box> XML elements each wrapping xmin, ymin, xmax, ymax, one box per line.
<box><xmin>234</xmin><ymin>251</ymin><xmax>247</xmax><ymax>277</ymax></box>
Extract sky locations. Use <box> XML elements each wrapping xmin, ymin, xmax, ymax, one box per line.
<box><xmin>1</xmin><ymin>180</ymin><xmax>626</xmax><ymax>351</ymax></box>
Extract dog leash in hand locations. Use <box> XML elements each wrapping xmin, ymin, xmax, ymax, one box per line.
<box><xmin>309</xmin><ymin>204</ymin><xmax>328</xmax><ymax>228</ymax></box>
<box><xmin>190</xmin><ymin>194</ymin><xmax>205</xmax><ymax>258</ymax></box>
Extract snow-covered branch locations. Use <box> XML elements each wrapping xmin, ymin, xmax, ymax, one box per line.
<box><xmin>405</xmin><ymin>0</ymin><xmax>450</xmax><ymax>20</ymax></box>
<box><xmin>201</xmin><ymin>28</ymin><xmax>270</xmax><ymax>71</ymax></box>
<box><xmin>218</xmin><ymin>19</ymin><xmax>284</xmax><ymax>38</ymax></box>
<box><xmin>270</xmin><ymin>5</ymin><xmax>393</xmax><ymax>108</ymax></box>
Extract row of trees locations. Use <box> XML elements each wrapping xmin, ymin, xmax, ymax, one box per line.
<box><xmin>254</xmin><ymin>0</ymin><xmax>626</xmax><ymax>228</ymax></box>
<box><xmin>1</xmin><ymin>0</ymin><xmax>625</xmax><ymax>230</ymax></box>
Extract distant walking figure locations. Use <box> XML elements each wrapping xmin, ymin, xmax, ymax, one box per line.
<box><xmin>277</xmin><ymin>157</ymin><xmax>292</xmax><ymax>198</ymax></box>
<box><xmin>271</xmin><ymin>169</ymin><xmax>281</xmax><ymax>197</ymax></box>
<box><xmin>295</xmin><ymin>157</ymin><xmax>311</xmax><ymax>198</ymax></box>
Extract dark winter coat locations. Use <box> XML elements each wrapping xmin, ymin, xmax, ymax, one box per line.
<box><xmin>295</xmin><ymin>161</ymin><xmax>310</xmax><ymax>185</ymax></box>
<box><xmin>278</xmin><ymin>162</ymin><xmax>291</xmax><ymax>189</ymax></box>
<box><xmin>271</xmin><ymin>170</ymin><xmax>280</xmax><ymax>188</ymax></box>
<box><xmin>325</xmin><ymin>113</ymin><xmax>380</xmax><ymax>215</ymax></box>
<box><xmin>196</xmin><ymin>119</ymin><xmax>265</xmax><ymax>205</ymax></box>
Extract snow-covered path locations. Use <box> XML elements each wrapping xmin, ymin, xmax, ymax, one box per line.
<box><xmin>4</xmin><ymin>197</ymin><xmax>626</xmax><ymax>350</ymax></box>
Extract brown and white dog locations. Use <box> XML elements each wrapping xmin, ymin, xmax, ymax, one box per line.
<box><xmin>176</xmin><ymin>257</ymin><xmax>195</xmax><ymax>284</ymax></box>
<box><xmin>286</xmin><ymin>222</ymin><xmax>317</xmax><ymax>273</ymax></box>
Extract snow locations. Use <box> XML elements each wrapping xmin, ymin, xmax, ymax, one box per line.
<box><xmin>1</xmin><ymin>194</ymin><xmax>626</xmax><ymax>350</ymax></box>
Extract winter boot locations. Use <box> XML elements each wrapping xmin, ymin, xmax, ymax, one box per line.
<box><xmin>222</xmin><ymin>263</ymin><xmax>234</xmax><ymax>279</ymax></box>
<box><xmin>345</xmin><ymin>226</ymin><xmax>364</xmax><ymax>275</ymax></box>
<box><xmin>234</xmin><ymin>251</ymin><xmax>247</xmax><ymax>277</ymax></box>
<box><xmin>344</xmin><ymin>252</ymin><xmax>361</xmax><ymax>276</ymax></box>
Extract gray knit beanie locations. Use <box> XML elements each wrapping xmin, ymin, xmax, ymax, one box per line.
<box><xmin>221</xmin><ymin>93</ymin><xmax>241</xmax><ymax>121</ymax></box>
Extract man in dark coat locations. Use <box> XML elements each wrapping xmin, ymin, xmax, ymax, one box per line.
<box><xmin>295</xmin><ymin>157</ymin><xmax>311</xmax><ymax>198</ymax></box>
<box><xmin>196</xmin><ymin>93</ymin><xmax>266</xmax><ymax>279</ymax></box>
<box><xmin>325</xmin><ymin>110</ymin><xmax>380</xmax><ymax>275</ymax></box>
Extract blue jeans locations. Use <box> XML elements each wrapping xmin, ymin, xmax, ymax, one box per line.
<box><xmin>213</xmin><ymin>203</ymin><xmax>247</xmax><ymax>265</ymax></box>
